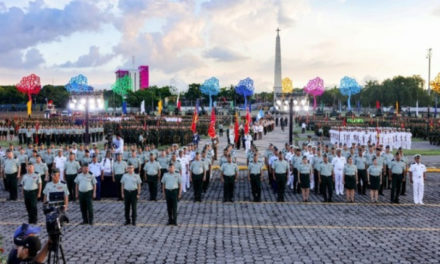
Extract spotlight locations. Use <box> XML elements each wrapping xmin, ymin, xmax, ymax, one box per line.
<box><xmin>301</xmin><ymin>99</ymin><xmax>306</xmax><ymax>106</ymax></box>
<box><xmin>276</xmin><ymin>100</ymin><xmax>281</xmax><ymax>106</ymax></box>
<box><xmin>293</xmin><ymin>100</ymin><xmax>298</xmax><ymax>105</ymax></box>
<box><xmin>304</xmin><ymin>105</ymin><xmax>309</xmax><ymax>112</ymax></box>
<box><xmin>294</xmin><ymin>106</ymin><xmax>300</xmax><ymax>112</ymax></box>
<box><xmin>69</xmin><ymin>102</ymin><xmax>75</xmax><ymax>109</ymax></box>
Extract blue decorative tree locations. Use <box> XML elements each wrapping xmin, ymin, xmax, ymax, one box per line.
<box><xmin>65</xmin><ymin>74</ymin><xmax>93</xmax><ymax>93</ymax></box>
<box><xmin>339</xmin><ymin>76</ymin><xmax>361</xmax><ymax>111</ymax></box>
<box><xmin>200</xmin><ymin>77</ymin><xmax>220</xmax><ymax>109</ymax></box>
<box><xmin>235</xmin><ymin>77</ymin><xmax>255</xmax><ymax>108</ymax></box>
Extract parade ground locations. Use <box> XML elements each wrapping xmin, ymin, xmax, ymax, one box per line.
<box><xmin>1</xmin><ymin>125</ymin><xmax>440</xmax><ymax>263</ymax></box>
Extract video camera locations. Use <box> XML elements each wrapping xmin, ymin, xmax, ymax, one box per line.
<box><xmin>43</xmin><ymin>192</ymin><xmax>69</xmax><ymax>238</ymax></box>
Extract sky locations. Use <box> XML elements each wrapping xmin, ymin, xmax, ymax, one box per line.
<box><xmin>0</xmin><ymin>0</ymin><xmax>439</xmax><ymax>92</ymax></box>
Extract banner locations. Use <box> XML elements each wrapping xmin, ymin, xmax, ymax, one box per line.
<box><xmin>27</xmin><ymin>100</ymin><xmax>32</xmax><ymax>116</ymax></box>
<box><xmin>244</xmin><ymin>107</ymin><xmax>251</xmax><ymax>134</ymax></box>
<box><xmin>158</xmin><ymin>99</ymin><xmax>163</xmax><ymax>115</ymax></box>
<box><xmin>191</xmin><ymin>102</ymin><xmax>198</xmax><ymax>133</ymax></box>
<box><xmin>234</xmin><ymin>112</ymin><xmax>239</xmax><ymax>143</ymax></box>
<box><xmin>208</xmin><ymin>108</ymin><xmax>216</xmax><ymax>138</ymax></box>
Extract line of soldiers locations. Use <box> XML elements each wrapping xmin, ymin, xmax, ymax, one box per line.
<box><xmin>116</xmin><ymin>125</ymin><xmax>195</xmax><ymax>147</ymax></box>
<box><xmin>261</xmin><ymin>141</ymin><xmax>426</xmax><ymax>204</ymax></box>
<box><xmin>1</xmin><ymin>140</ymin><xmax>216</xmax><ymax>226</ymax></box>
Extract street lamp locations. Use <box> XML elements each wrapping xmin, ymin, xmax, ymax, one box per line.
<box><xmin>68</xmin><ymin>93</ymin><xmax>104</xmax><ymax>144</ymax></box>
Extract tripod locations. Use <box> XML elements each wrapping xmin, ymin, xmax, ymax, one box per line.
<box><xmin>47</xmin><ymin>234</ymin><xmax>66</xmax><ymax>264</ymax></box>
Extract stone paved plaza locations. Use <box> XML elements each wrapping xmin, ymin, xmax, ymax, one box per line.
<box><xmin>1</xmin><ymin>126</ymin><xmax>440</xmax><ymax>263</ymax></box>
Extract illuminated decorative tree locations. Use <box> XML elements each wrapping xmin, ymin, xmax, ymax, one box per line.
<box><xmin>235</xmin><ymin>77</ymin><xmax>255</xmax><ymax>108</ymax></box>
<box><xmin>282</xmin><ymin>77</ymin><xmax>293</xmax><ymax>94</ymax></box>
<box><xmin>16</xmin><ymin>74</ymin><xmax>41</xmax><ymax>116</ymax></box>
<box><xmin>65</xmin><ymin>74</ymin><xmax>93</xmax><ymax>93</ymax></box>
<box><xmin>431</xmin><ymin>73</ymin><xmax>440</xmax><ymax>94</ymax></box>
<box><xmin>112</xmin><ymin>75</ymin><xmax>133</xmax><ymax>114</ymax></box>
<box><xmin>304</xmin><ymin>77</ymin><xmax>324</xmax><ymax>110</ymax></box>
<box><xmin>339</xmin><ymin>76</ymin><xmax>361</xmax><ymax>111</ymax></box>
<box><xmin>200</xmin><ymin>77</ymin><xmax>220</xmax><ymax>109</ymax></box>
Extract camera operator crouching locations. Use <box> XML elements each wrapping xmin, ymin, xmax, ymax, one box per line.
<box><xmin>7</xmin><ymin>224</ymin><xmax>50</xmax><ymax>264</ymax></box>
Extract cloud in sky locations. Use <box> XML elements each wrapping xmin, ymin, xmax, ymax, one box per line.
<box><xmin>60</xmin><ymin>46</ymin><xmax>113</xmax><ymax>68</ymax></box>
<box><xmin>203</xmin><ymin>47</ymin><xmax>247</xmax><ymax>62</ymax></box>
<box><xmin>0</xmin><ymin>0</ymin><xmax>440</xmax><ymax>92</ymax></box>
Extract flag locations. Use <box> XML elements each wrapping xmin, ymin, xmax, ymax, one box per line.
<box><xmin>230</xmin><ymin>101</ymin><xmax>234</xmax><ymax>110</ymax></box>
<box><xmin>244</xmin><ymin>107</ymin><xmax>251</xmax><ymax>134</ymax></box>
<box><xmin>234</xmin><ymin>112</ymin><xmax>239</xmax><ymax>143</ymax></box>
<box><xmin>176</xmin><ymin>93</ymin><xmax>181</xmax><ymax>111</ymax></box>
<box><xmin>342</xmin><ymin>117</ymin><xmax>346</xmax><ymax>127</ymax></box>
<box><xmin>140</xmin><ymin>100</ymin><xmax>145</xmax><ymax>114</ymax></box>
<box><xmin>26</xmin><ymin>100</ymin><xmax>32</xmax><ymax>116</ymax></box>
<box><xmin>122</xmin><ymin>101</ymin><xmax>127</xmax><ymax>114</ymax></box>
<box><xmin>104</xmin><ymin>99</ymin><xmax>108</xmax><ymax>111</ymax></box>
<box><xmin>416</xmin><ymin>100</ymin><xmax>419</xmax><ymax>116</ymax></box>
<box><xmin>376</xmin><ymin>100</ymin><xmax>380</xmax><ymax>109</ymax></box>
<box><xmin>256</xmin><ymin>109</ymin><xmax>264</xmax><ymax>121</ymax></box>
<box><xmin>208</xmin><ymin>108</ymin><xmax>216</xmax><ymax>138</ymax></box>
<box><xmin>158</xmin><ymin>99</ymin><xmax>163</xmax><ymax>115</ymax></box>
<box><xmin>395</xmin><ymin>101</ymin><xmax>399</xmax><ymax>114</ymax></box>
<box><xmin>191</xmin><ymin>102</ymin><xmax>199</xmax><ymax>133</ymax></box>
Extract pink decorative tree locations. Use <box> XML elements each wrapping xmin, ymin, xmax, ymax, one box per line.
<box><xmin>304</xmin><ymin>77</ymin><xmax>324</xmax><ymax>110</ymax></box>
<box><xmin>16</xmin><ymin>74</ymin><xmax>41</xmax><ymax>116</ymax></box>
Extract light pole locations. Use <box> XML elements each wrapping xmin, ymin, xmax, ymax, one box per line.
<box><xmin>289</xmin><ymin>98</ymin><xmax>293</xmax><ymax>144</ymax></box>
<box><xmin>427</xmin><ymin>48</ymin><xmax>432</xmax><ymax>95</ymax></box>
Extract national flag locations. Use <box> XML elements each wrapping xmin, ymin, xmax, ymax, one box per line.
<box><xmin>122</xmin><ymin>101</ymin><xmax>127</xmax><ymax>114</ymax></box>
<box><xmin>245</xmin><ymin>106</ymin><xmax>251</xmax><ymax>134</ymax></box>
<box><xmin>208</xmin><ymin>108</ymin><xmax>216</xmax><ymax>138</ymax></box>
<box><xmin>395</xmin><ymin>101</ymin><xmax>399</xmax><ymax>114</ymax></box>
<box><xmin>26</xmin><ymin>99</ymin><xmax>32</xmax><ymax>116</ymax></box>
<box><xmin>342</xmin><ymin>117</ymin><xmax>346</xmax><ymax>127</ymax></box>
<box><xmin>176</xmin><ymin>93</ymin><xmax>181</xmax><ymax>111</ymax></box>
<box><xmin>191</xmin><ymin>101</ymin><xmax>199</xmax><ymax>133</ymax></box>
<box><xmin>376</xmin><ymin>100</ymin><xmax>380</xmax><ymax>109</ymax></box>
<box><xmin>234</xmin><ymin>112</ymin><xmax>239</xmax><ymax>143</ymax></box>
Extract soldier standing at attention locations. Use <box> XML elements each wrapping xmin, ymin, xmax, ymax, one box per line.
<box><xmin>272</xmin><ymin>152</ymin><xmax>289</xmax><ymax>202</ymax></box>
<box><xmin>162</xmin><ymin>163</ymin><xmax>182</xmax><ymax>226</ymax></box>
<box><xmin>121</xmin><ymin>164</ymin><xmax>142</xmax><ymax>226</ymax></box>
<box><xmin>21</xmin><ymin>164</ymin><xmax>42</xmax><ymax>224</ymax></box>
<box><xmin>112</xmin><ymin>153</ymin><xmax>127</xmax><ymax>200</ymax></box>
<box><xmin>367</xmin><ymin>157</ymin><xmax>382</xmax><ymax>203</ymax></box>
<box><xmin>189</xmin><ymin>152</ymin><xmax>205</xmax><ymax>202</ymax></box>
<box><xmin>409</xmin><ymin>154</ymin><xmax>426</xmax><ymax>205</ymax></box>
<box><xmin>143</xmin><ymin>153</ymin><xmax>161</xmax><ymax>201</ymax></box>
<box><xmin>389</xmin><ymin>152</ymin><xmax>407</xmax><ymax>204</ymax></box>
<box><xmin>2</xmin><ymin>150</ymin><xmax>21</xmax><ymax>200</ymax></box>
<box><xmin>220</xmin><ymin>155</ymin><xmax>239</xmax><ymax>202</ymax></box>
<box><xmin>298</xmin><ymin>156</ymin><xmax>313</xmax><ymax>202</ymax></box>
<box><xmin>201</xmin><ymin>150</ymin><xmax>212</xmax><ymax>193</ymax></box>
<box><xmin>75</xmin><ymin>164</ymin><xmax>96</xmax><ymax>225</ymax></box>
<box><xmin>248</xmin><ymin>153</ymin><xmax>263</xmax><ymax>202</ymax></box>
<box><xmin>355</xmin><ymin>150</ymin><xmax>368</xmax><ymax>195</ymax></box>
<box><xmin>318</xmin><ymin>154</ymin><xmax>334</xmax><ymax>202</ymax></box>
<box><xmin>343</xmin><ymin>156</ymin><xmax>358</xmax><ymax>203</ymax></box>
<box><xmin>64</xmin><ymin>153</ymin><xmax>81</xmax><ymax>202</ymax></box>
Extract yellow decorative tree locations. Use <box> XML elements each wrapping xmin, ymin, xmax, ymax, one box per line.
<box><xmin>431</xmin><ymin>73</ymin><xmax>440</xmax><ymax>94</ymax></box>
<box><xmin>282</xmin><ymin>77</ymin><xmax>293</xmax><ymax>94</ymax></box>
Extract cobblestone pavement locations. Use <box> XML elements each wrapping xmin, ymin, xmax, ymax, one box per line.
<box><xmin>1</xmin><ymin>126</ymin><xmax>440</xmax><ymax>263</ymax></box>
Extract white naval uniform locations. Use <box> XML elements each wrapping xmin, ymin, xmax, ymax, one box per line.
<box><xmin>410</xmin><ymin>163</ymin><xmax>426</xmax><ymax>204</ymax></box>
<box><xmin>332</xmin><ymin>156</ymin><xmax>346</xmax><ymax>195</ymax></box>
<box><xmin>54</xmin><ymin>155</ymin><xmax>67</xmax><ymax>181</ymax></box>
<box><xmin>178</xmin><ymin>155</ymin><xmax>189</xmax><ymax>192</ymax></box>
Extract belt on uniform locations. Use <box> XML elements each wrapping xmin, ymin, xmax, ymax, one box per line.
<box><xmin>224</xmin><ymin>174</ymin><xmax>235</xmax><ymax>177</ymax></box>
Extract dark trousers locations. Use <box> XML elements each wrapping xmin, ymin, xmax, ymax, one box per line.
<box><xmin>95</xmin><ymin>176</ymin><xmax>101</xmax><ymax>200</ymax></box>
<box><xmin>321</xmin><ymin>176</ymin><xmax>333</xmax><ymax>202</ymax></box>
<box><xmin>115</xmin><ymin>174</ymin><xmax>123</xmax><ymax>199</ymax></box>
<box><xmin>147</xmin><ymin>174</ymin><xmax>158</xmax><ymax>200</ymax></box>
<box><xmin>401</xmin><ymin>174</ymin><xmax>406</xmax><ymax>195</ymax></box>
<box><xmin>6</xmin><ymin>173</ymin><xmax>18</xmax><ymax>200</ymax></box>
<box><xmin>223</xmin><ymin>175</ymin><xmax>235</xmax><ymax>202</ymax></box>
<box><xmin>66</xmin><ymin>174</ymin><xmax>77</xmax><ymax>201</ymax></box>
<box><xmin>379</xmin><ymin>171</ymin><xmax>385</xmax><ymax>195</ymax></box>
<box><xmin>202</xmin><ymin>170</ymin><xmax>210</xmax><ymax>192</ymax></box>
<box><xmin>124</xmin><ymin>190</ymin><xmax>138</xmax><ymax>223</ymax></box>
<box><xmin>3</xmin><ymin>176</ymin><xmax>8</xmax><ymax>191</ymax></box>
<box><xmin>391</xmin><ymin>173</ymin><xmax>403</xmax><ymax>203</ymax></box>
<box><xmin>384</xmin><ymin>166</ymin><xmax>391</xmax><ymax>189</ymax></box>
<box><xmin>293</xmin><ymin>168</ymin><xmax>300</xmax><ymax>193</ymax></box>
<box><xmin>192</xmin><ymin>173</ymin><xmax>203</xmax><ymax>201</ymax></box>
<box><xmin>357</xmin><ymin>169</ymin><xmax>367</xmax><ymax>195</ymax></box>
<box><xmin>313</xmin><ymin>169</ymin><xmax>320</xmax><ymax>194</ymax></box>
<box><xmin>250</xmin><ymin>174</ymin><xmax>261</xmax><ymax>202</ymax></box>
<box><xmin>79</xmin><ymin>191</ymin><xmax>93</xmax><ymax>223</ymax></box>
<box><xmin>275</xmin><ymin>173</ymin><xmax>287</xmax><ymax>202</ymax></box>
<box><xmin>24</xmin><ymin>190</ymin><xmax>38</xmax><ymax>224</ymax></box>
<box><xmin>165</xmin><ymin>189</ymin><xmax>178</xmax><ymax>224</ymax></box>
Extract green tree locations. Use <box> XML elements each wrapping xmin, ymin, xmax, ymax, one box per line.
<box><xmin>0</xmin><ymin>86</ymin><xmax>26</xmax><ymax>104</ymax></box>
<box><xmin>35</xmin><ymin>85</ymin><xmax>69</xmax><ymax>109</ymax></box>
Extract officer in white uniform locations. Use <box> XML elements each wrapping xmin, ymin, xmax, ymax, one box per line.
<box><xmin>409</xmin><ymin>154</ymin><xmax>426</xmax><ymax>205</ymax></box>
<box><xmin>331</xmin><ymin>149</ymin><xmax>346</xmax><ymax>195</ymax></box>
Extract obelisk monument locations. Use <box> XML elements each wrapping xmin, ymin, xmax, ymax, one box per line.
<box><xmin>274</xmin><ymin>28</ymin><xmax>282</xmax><ymax>103</ymax></box>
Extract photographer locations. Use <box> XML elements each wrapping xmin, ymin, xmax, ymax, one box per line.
<box><xmin>12</xmin><ymin>236</ymin><xmax>50</xmax><ymax>264</ymax></box>
<box><xmin>42</xmin><ymin>169</ymin><xmax>69</xmax><ymax>210</ymax></box>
